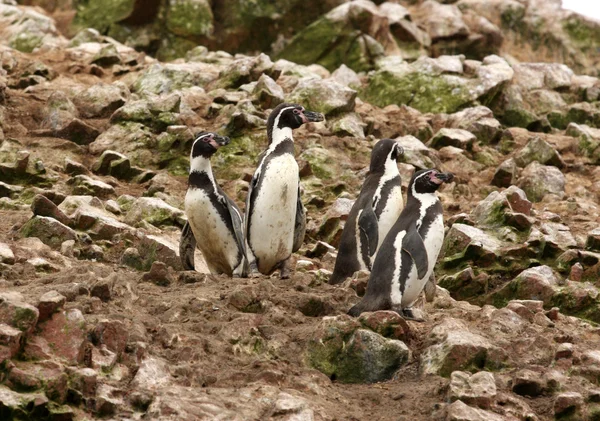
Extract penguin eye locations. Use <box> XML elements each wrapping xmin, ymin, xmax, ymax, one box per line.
<box><xmin>293</xmin><ymin>109</ymin><xmax>301</xmax><ymax>115</ymax></box>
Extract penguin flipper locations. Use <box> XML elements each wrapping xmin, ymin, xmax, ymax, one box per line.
<box><xmin>225</xmin><ymin>197</ymin><xmax>247</xmax><ymax>261</ymax></box>
<box><xmin>401</xmin><ymin>226</ymin><xmax>429</xmax><ymax>280</ymax></box>
<box><xmin>179</xmin><ymin>222</ymin><xmax>196</xmax><ymax>271</ymax></box>
<box><xmin>293</xmin><ymin>186</ymin><xmax>306</xmax><ymax>253</ymax></box>
<box><xmin>358</xmin><ymin>207</ymin><xmax>379</xmax><ymax>258</ymax></box>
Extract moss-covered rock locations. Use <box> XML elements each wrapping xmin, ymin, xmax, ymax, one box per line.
<box><xmin>73</xmin><ymin>0</ymin><xmax>137</xmax><ymax>33</ymax></box>
<box><xmin>306</xmin><ymin>316</ymin><xmax>410</xmax><ymax>383</ymax></box>
<box><xmin>517</xmin><ymin>161</ymin><xmax>565</xmax><ymax>202</ymax></box>
<box><xmin>123</xmin><ymin>197</ymin><xmax>185</xmax><ymax>228</ymax></box>
<box><xmin>288</xmin><ymin>78</ymin><xmax>356</xmax><ymax>116</ymax></box>
<box><xmin>166</xmin><ymin>0</ymin><xmax>213</xmax><ymax>38</ymax></box>
<box><xmin>20</xmin><ymin>216</ymin><xmax>77</xmax><ymax>249</ymax></box>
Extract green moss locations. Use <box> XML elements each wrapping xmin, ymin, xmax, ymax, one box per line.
<box><xmin>563</xmin><ymin>16</ymin><xmax>600</xmax><ymax>48</ymax></box>
<box><xmin>74</xmin><ymin>0</ymin><xmax>136</xmax><ymax>33</ymax></box>
<box><xmin>548</xmin><ymin>111</ymin><xmax>569</xmax><ymax>130</ymax></box>
<box><xmin>156</xmin><ymin>35</ymin><xmax>198</xmax><ymax>62</ymax></box>
<box><xmin>13</xmin><ymin>306</ymin><xmax>38</xmax><ymax>331</ymax></box>
<box><xmin>166</xmin><ymin>0</ymin><xmax>213</xmax><ymax>37</ymax></box>
<box><xmin>501</xmin><ymin>108</ymin><xmax>538</xmax><ymax>129</ymax></box>
<box><xmin>9</xmin><ymin>33</ymin><xmax>43</xmax><ymax>53</ymax></box>
<box><xmin>361</xmin><ymin>70</ymin><xmax>473</xmax><ymax>114</ymax></box>
<box><xmin>500</xmin><ymin>4</ymin><xmax>526</xmax><ymax>31</ymax></box>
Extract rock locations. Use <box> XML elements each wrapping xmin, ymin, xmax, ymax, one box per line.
<box><xmin>0</xmin><ymin>292</ymin><xmax>39</xmax><ymax>333</ymax></box>
<box><xmin>39</xmin><ymin>309</ymin><xmax>87</xmax><ymax>365</ymax></box>
<box><xmin>37</xmin><ymin>291</ymin><xmax>66</xmax><ymax>323</ymax></box>
<box><xmin>586</xmin><ymin>227</ymin><xmax>600</xmax><ymax>252</ymax></box>
<box><xmin>142</xmin><ymin>261</ymin><xmax>173</xmax><ymax>286</ymax></box>
<box><xmin>68</xmin><ymin>367</ymin><xmax>97</xmax><ymax>398</ymax></box>
<box><xmin>30</xmin><ymin>194</ymin><xmax>72</xmax><ymax>227</ymax></box>
<box><xmin>566</xmin><ymin>123</ymin><xmax>600</xmax><ymax>162</ymax></box>
<box><xmin>445</xmin><ymin>400</ymin><xmax>506</xmax><ymax>421</ymax></box>
<box><xmin>0</xmin><ymin>243</ymin><xmax>15</xmax><ymax>265</ymax></box>
<box><xmin>91</xmin><ymin>280</ymin><xmax>112</xmax><ymax>302</ymax></box>
<box><xmin>441</xmin><ymin>223</ymin><xmax>503</xmax><ymax>266</ymax></box>
<box><xmin>272</xmin><ymin>392</ymin><xmax>312</xmax><ymax>418</ymax></box>
<box><xmin>277</xmin><ymin>1</ymin><xmax>387</xmax><ymax>72</ymax></box>
<box><xmin>453</xmin><ymin>363</ymin><xmax>499</xmax><ymax>407</ymax></box>
<box><xmin>216</xmin><ymin>53</ymin><xmax>277</xmax><ymax>89</ymax></box>
<box><xmin>429</xmin><ymin>128</ymin><xmax>476</xmax><ymax>151</ymax></box>
<box><xmin>0</xmin><ymin>323</ymin><xmax>23</xmax><ymax>362</ymax></box>
<box><xmin>124</xmin><ymin>197</ymin><xmax>185</xmax><ymax>228</ymax></box>
<box><xmin>555</xmin><ymin>343</ymin><xmax>574</xmax><ymax>360</ymax></box>
<box><xmin>491</xmin><ymin>158</ymin><xmax>517</xmax><ymax>188</ymax></box>
<box><xmin>72</xmin><ymin>83</ymin><xmax>127</xmax><ymax>118</ymax></box>
<box><xmin>131</xmin><ymin>357</ymin><xmax>171</xmax><ymax>389</ymax></box>
<box><xmin>20</xmin><ymin>216</ymin><xmax>77</xmax><ymax>249</ymax></box>
<box><xmin>413</xmin><ymin>1</ymin><xmax>469</xmax><ymax>42</ymax></box>
<box><xmin>288</xmin><ymin>78</ymin><xmax>355</xmax><ymax>116</ymax></box>
<box><xmin>92</xmin><ymin>320</ymin><xmax>128</xmax><ymax>356</ymax></box>
<box><xmin>554</xmin><ymin>392</ymin><xmax>584</xmax><ymax>418</ymax></box>
<box><xmin>67</xmin><ymin>175</ymin><xmax>115</xmax><ymax>198</ymax></box>
<box><xmin>95</xmin><ymin>384</ymin><xmax>123</xmax><ymax>416</ymax></box>
<box><xmin>513</xmin><ymin>137</ymin><xmax>564</xmax><ymax>168</ymax></box>
<box><xmin>396</xmin><ymin>135</ymin><xmax>441</xmax><ymax>170</ymax></box>
<box><xmin>331</xmin><ymin>64</ymin><xmax>361</xmax><ymax>90</ymax></box>
<box><xmin>493</xmin><ymin>266</ymin><xmax>559</xmax><ymax>306</ymax></box>
<box><xmin>253</xmin><ymin>74</ymin><xmax>284</xmax><ymax>108</ymax></box>
<box><xmin>0</xmin><ymin>181</ymin><xmax>23</xmax><ymax>199</ymax></box>
<box><xmin>517</xmin><ymin>162</ymin><xmax>565</xmax><ymax>202</ymax></box>
<box><xmin>298</xmin><ymin>295</ymin><xmax>334</xmax><ymax>318</ymax></box>
<box><xmin>421</xmin><ymin>319</ymin><xmax>504</xmax><ymax>377</ymax></box>
<box><xmin>306</xmin><ymin>316</ymin><xmax>409</xmax><ymax>383</ymax></box>
<box><xmin>512</xmin><ymin>369</ymin><xmax>544</xmax><ymax>397</ymax></box>
<box><xmin>165</xmin><ymin>0</ymin><xmax>213</xmax><ymax>38</ymax></box>
<box><xmin>329</xmin><ymin>112</ymin><xmax>365</xmax><ymax>138</ymax></box>
<box><xmin>358</xmin><ymin>311</ymin><xmax>409</xmax><ymax>341</ymax></box>
<box><xmin>138</xmin><ymin>234</ymin><xmax>183</xmax><ymax>270</ymax></box>
<box><xmin>470</xmin><ymin>186</ymin><xmax>532</xmax><ymax>228</ymax></box>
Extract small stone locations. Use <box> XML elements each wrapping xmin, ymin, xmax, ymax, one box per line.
<box><xmin>298</xmin><ymin>295</ymin><xmax>334</xmax><ymax>317</ymax></box>
<box><xmin>533</xmin><ymin>312</ymin><xmax>554</xmax><ymax>328</ymax></box>
<box><xmin>554</xmin><ymin>392</ymin><xmax>584</xmax><ymax>418</ymax></box>
<box><xmin>67</xmin><ymin>175</ymin><xmax>115</xmax><ymax>199</ymax></box>
<box><xmin>512</xmin><ymin>369</ymin><xmax>545</xmax><ymax>397</ymax></box>
<box><xmin>142</xmin><ymin>261</ymin><xmax>173</xmax><ymax>286</ymax></box>
<box><xmin>91</xmin><ymin>281</ymin><xmax>112</xmax><ymax>302</ymax></box>
<box><xmin>518</xmin><ymin>161</ymin><xmax>565</xmax><ymax>202</ymax></box>
<box><xmin>429</xmin><ymin>128</ymin><xmax>476</xmax><ymax>151</ymax></box>
<box><xmin>491</xmin><ymin>158</ymin><xmax>517</xmax><ymax>188</ymax></box>
<box><xmin>555</xmin><ymin>343</ymin><xmax>574</xmax><ymax>360</ymax></box>
<box><xmin>37</xmin><ymin>291</ymin><xmax>67</xmax><ymax>322</ymax></box>
<box><xmin>92</xmin><ymin>320</ymin><xmax>129</xmax><ymax>356</ymax></box>
<box><xmin>0</xmin><ymin>243</ymin><xmax>15</xmax><ymax>265</ymax></box>
<box><xmin>546</xmin><ymin>307</ymin><xmax>560</xmax><ymax>321</ymax></box>
<box><xmin>0</xmin><ymin>323</ymin><xmax>23</xmax><ymax>362</ymax></box>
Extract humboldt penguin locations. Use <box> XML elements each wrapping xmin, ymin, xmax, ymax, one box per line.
<box><xmin>348</xmin><ymin>169</ymin><xmax>454</xmax><ymax>318</ymax></box>
<box><xmin>245</xmin><ymin>103</ymin><xmax>324</xmax><ymax>278</ymax></box>
<box><xmin>329</xmin><ymin>139</ymin><xmax>405</xmax><ymax>285</ymax></box>
<box><xmin>181</xmin><ymin>132</ymin><xmax>246</xmax><ymax>277</ymax></box>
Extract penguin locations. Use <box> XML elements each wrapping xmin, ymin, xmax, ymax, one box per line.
<box><xmin>329</xmin><ymin>139</ymin><xmax>405</xmax><ymax>285</ymax></box>
<box><xmin>348</xmin><ymin>169</ymin><xmax>454</xmax><ymax>319</ymax></box>
<box><xmin>245</xmin><ymin>103</ymin><xmax>324</xmax><ymax>279</ymax></box>
<box><xmin>180</xmin><ymin>132</ymin><xmax>247</xmax><ymax>277</ymax></box>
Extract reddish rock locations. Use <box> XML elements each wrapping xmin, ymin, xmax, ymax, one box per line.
<box><xmin>555</xmin><ymin>343</ymin><xmax>574</xmax><ymax>360</ymax></box>
<box><xmin>554</xmin><ymin>392</ymin><xmax>584</xmax><ymax>418</ymax></box>
<box><xmin>39</xmin><ymin>309</ymin><xmax>87</xmax><ymax>365</ymax></box>
<box><xmin>92</xmin><ymin>320</ymin><xmax>129</xmax><ymax>356</ymax></box>
<box><xmin>37</xmin><ymin>290</ymin><xmax>66</xmax><ymax>322</ymax></box>
<box><xmin>358</xmin><ymin>311</ymin><xmax>410</xmax><ymax>341</ymax></box>
<box><xmin>512</xmin><ymin>369</ymin><xmax>545</xmax><ymax>397</ymax></box>
<box><xmin>68</xmin><ymin>367</ymin><xmax>98</xmax><ymax>398</ymax></box>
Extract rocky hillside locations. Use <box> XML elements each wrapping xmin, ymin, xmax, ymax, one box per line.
<box><xmin>0</xmin><ymin>0</ymin><xmax>600</xmax><ymax>420</ymax></box>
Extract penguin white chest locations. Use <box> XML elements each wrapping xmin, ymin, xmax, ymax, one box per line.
<box><xmin>184</xmin><ymin>189</ymin><xmax>239</xmax><ymax>274</ymax></box>
<box><xmin>249</xmin><ymin>155</ymin><xmax>299</xmax><ymax>272</ymax></box>
<box><xmin>400</xmin><ymin>213</ymin><xmax>445</xmax><ymax>307</ymax></box>
<box><xmin>376</xmin><ymin>185</ymin><xmax>404</xmax><ymax>250</ymax></box>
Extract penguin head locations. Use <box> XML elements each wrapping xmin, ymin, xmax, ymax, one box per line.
<box><xmin>191</xmin><ymin>132</ymin><xmax>230</xmax><ymax>158</ymax></box>
<box><xmin>410</xmin><ymin>169</ymin><xmax>454</xmax><ymax>194</ymax></box>
<box><xmin>370</xmin><ymin>138</ymin><xmax>404</xmax><ymax>173</ymax></box>
<box><xmin>267</xmin><ymin>103</ymin><xmax>324</xmax><ymax>133</ymax></box>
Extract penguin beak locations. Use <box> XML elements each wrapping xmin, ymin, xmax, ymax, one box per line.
<box><xmin>431</xmin><ymin>171</ymin><xmax>454</xmax><ymax>184</ymax></box>
<box><xmin>301</xmin><ymin>110</ymin><xmax>325</xmax><ymax>124</ymax></box>
<box><xmin>209</xmin><ymin>134</ymin><xmax>230</xmax><ymax>149</ymax></box>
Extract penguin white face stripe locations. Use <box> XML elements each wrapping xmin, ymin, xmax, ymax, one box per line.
<box><xmin>254</xmin><ymin>106</ymin><xmax>296</xmax><ymax>182</ymax></box>
<box><xmin>411</xmin><ymin>171</ymin><xmax>438</xmax><ymax>230</ymax></box>
<box><xmin>372</xmin><ymin>148</ymin><xmax>400</xmax><ymax>209</ymax></box>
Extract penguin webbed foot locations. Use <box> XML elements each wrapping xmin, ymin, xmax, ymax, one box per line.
<box><xmin>279</xmin><ymin>257</ymin><xmax>292</xmax><ymax>280</ymax></box>
<box><xmin>399</xmin><ymin>307</ymin><xmax>426</xmax><ymax>323</ymax></box>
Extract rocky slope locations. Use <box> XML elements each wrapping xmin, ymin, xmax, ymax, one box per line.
<box><xmin>0</xmin><ymin>0</ymin><xmax>600</xmax><ymax>420</ymax></box>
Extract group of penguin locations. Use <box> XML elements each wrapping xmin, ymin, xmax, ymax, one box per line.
<box><xmin>179</xmin><ymin>103</ymin><xmax>454</xmax><ymax>319</ymax></box>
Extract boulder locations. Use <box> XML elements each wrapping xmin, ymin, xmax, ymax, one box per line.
<box><xmin>124</xmin><ymin>197</ymin><xmax>185</xmax><ymax>228</ymax></box>
<box><xmin>396</xmin><ymin>135</ymin><xmax>441</xmax><ymax>169</ymax></box>
<box><xmin>429</xmin><ymin>128</ymin><xmax>476</xmax><ymax>151</ymax></box>
<box><xmin>0</xmin><ymin>323</ymin><xmax>23</xmax><ymax>362</ymax></box>
<box><xmin>306</xmin><ymin>316</ymin><xmax>410</xmax><ymax>383</ymax></box>
<box><xmin>288</xmin><ymin>78</ymin><xmax>356</xmax><ymax>116</ymax></box>
<box><xmin>517</xmin><ymin>162</ymin><xmax>565</xmax><ymax>202</ymax></box>
<box><xmin>253</xmin><ymin>74</ymin><xmax>284</xmax><ymax>108</ymax></box>
<box><xmin>492</xmin><ymin>266</ymin><xmax>560</xmax><ymax>307</ymax></box>
<box><xmin>470</xmin><ymin>186</ymin><xmax>532</xmax><ymax>228</ymax></box>
<box><xmin>329</xmin><ymin>112</ymin><xmax>365</xmax><ymax>138</ymax></box>
<box><xmin>421</xmin><ymin>319</ymin><xmax>504</xmax><ymax>377</ymax></box>
<box><xmin>72</xmin><ymin>83</ymin><xmax>127</xmax><ymax>119</ymax></box>
<box><xmin>0</xmin><ymin>242</ymin><xmax>15</xmax><ymax>265</ymax></box>
<box><xmin>441</xmin><ymin>223</ymin><xmax>503</xmax><ymax>266</ymax></box>
<box><xmin>491</xmin><ymin>158</ymin><xmax>517</xmax><ymax>188</ymax></box>
<box><xmin>413</xmin><ymin>1</ymin><xmax>469</xmax><ymax>42</ymax></box>
<box><xmin>512</xmin><ymin>369</ymin><xmax>545</xmax><ymax>397</ymax></box>
<box><xmin>554</xmin><ymin>392</ymin><xmax>584</xmax><ymax>418</ymax></box>
<box><xmin>513</xmin><ymin>137</ymin><xmax>564</xmax><ymax>168</ymax></box>
<box><xmin>67</xmin><ymin>175</ymin><xmax>115</xmax><ymax>199</ymax></box>
<box><xmin>37</xmin><ymin>291</ymin><xmax>66</xmax><ymax>323</ymax></box>
<box><xmin>445</xmin><ymin>400</ymin><xmax>506</xmax><ymax>421</ymax></box>
<box><xmin>39</xmin><ymin>309</ymin><xmax>87</xmax><ymax>365</ymax></box>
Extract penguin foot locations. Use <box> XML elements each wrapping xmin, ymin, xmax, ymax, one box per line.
<box><xmin>279</xmin><ymin>257</ymin><xmax>292</xmax><ymax>279</ymax></box>
<box><xmin>248</xmin><ymin>271</ymin><xmax>261</xmax><ymax>278</ymax></box>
